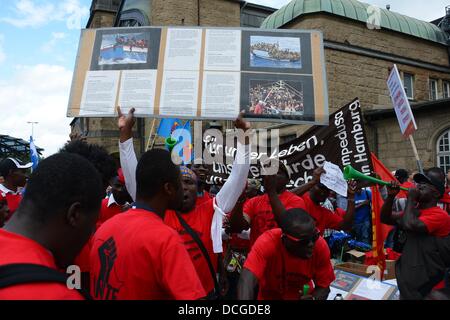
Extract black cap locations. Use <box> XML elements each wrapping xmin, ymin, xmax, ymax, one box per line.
<box><xmin>395</xmin><ymin>169</ymin><xmax>409</xmax><ymax>181</ymax></box>
<box><xmin>413</xmin><ymin>172</ymin><xmax>445</xmax><ymax>197</ymax></box>
<box><xmin>0</xmin><ymin>158</ymin><xmax>32</xmax><ymax>177</ymax></box>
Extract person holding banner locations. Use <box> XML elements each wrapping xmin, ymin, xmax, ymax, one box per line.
<box><xmin>116</xmin><ymin>107</ymin><xmax>252</xmax><ymax>299</ymax></box>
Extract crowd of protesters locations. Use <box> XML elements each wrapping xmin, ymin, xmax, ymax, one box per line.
<box><xmin>0</xmin><ymin>108</ymin><xmax>449</xmax><ymax>300</ymax></box>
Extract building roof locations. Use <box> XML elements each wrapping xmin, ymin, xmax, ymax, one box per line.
<box><xmin>0</xmin><ymin>135</ymin><xmax>43</xmax><ymax>162</ymax></box>
<box><xmin>364</xmin><ymin>98</ymin><xmax>450</xmax><ymax>120</ymax></box>
<box><xmin>261</xmin><ymin>0</ymin><xmax>448</xmax><ymax>45</ymax></box>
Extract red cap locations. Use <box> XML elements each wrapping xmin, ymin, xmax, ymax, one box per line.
<box><xmin>117</xmin><ymin>168</ymin><xmax>125</xmax><ymax>185</ymax></box>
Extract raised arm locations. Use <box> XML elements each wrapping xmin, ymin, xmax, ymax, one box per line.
<box><xmin>398</xmin><ymin>188</ymin><xmax>428</xmax><ymax>233</ymax></box>
<box><xmin>380</xmin><ymin>181</ymin><xmax>403</xmax><ymax>225</ymax></box>
<box><xmin>118</xmin><ymin>106</ymin><xmax>137</xmax><ymax>201</ymax></box>
<box><xmin>265</xmin><ymin>174</ymin><xmax>286</xmax><ymax>227</ymax></box>
<box><xmin>291</xmin><ymin>167</ymin><xmax>325</xmax><ymax>196</ymax></box>
<box><xmin>215</xmin><ymin>114</ymin><xmax>251</xmax><ymax>213</ymax></box>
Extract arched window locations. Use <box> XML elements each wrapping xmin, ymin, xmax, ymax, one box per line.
<box><xmin>437</xmin><ymin>129</ymin><xmax>450</xmax><ymax>173</ymax></box>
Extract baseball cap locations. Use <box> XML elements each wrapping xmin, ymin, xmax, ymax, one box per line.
<box><xmin>0</xmin><ymin>158</ymin><xmax>32</xmax><ymax>177</ymax></box>
<box><xmin>413</xmin><ymin>172</ymin><xmax>445</xmax><ymax>197</ymax></box>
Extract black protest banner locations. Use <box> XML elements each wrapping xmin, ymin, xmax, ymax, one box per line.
<box><xmin>205</xmin><ymin>98</ymin><xmax>373</xmax><ymax>188</ymax></box>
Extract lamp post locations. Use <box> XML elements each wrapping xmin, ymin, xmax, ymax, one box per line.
<box><xmin>27</xmin><ymin>121</ymin><xmax>39</xmax><ymax>138</ymax></box>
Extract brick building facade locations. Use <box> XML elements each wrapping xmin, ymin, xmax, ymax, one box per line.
<box><xmin>261</xmin><ymin>0</ymin><xmax>450</xmax><ymax>173</ymax></box>
<box><xmin>72</xmin><ymin>0</ymin><xmax>450</xmax><ymax>174</ymax></box>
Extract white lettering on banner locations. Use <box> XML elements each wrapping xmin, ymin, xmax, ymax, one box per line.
<box><xmin>334</xmin><ymin>100</ymin><xmax>370</xmax><ymax>174</ymax></box>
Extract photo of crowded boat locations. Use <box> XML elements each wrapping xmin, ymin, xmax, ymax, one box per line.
<box><xmin>250</xmin><ymin>36</ymin><xmax>302</xmax><ymax>69</ymax></box>
<box><xmin>99</xmin><ymin>33</ymin><xmax>149</xmax><ymax>65</ymax></box>
<box><xmin>248</xmin><ymin>80</ymin><xmax>304</xmax><ymax>116</ymax></box>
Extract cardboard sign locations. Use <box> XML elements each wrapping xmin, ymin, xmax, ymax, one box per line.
<box><xmin>387</xmin><ymin>64</ymin><xmax>417</xmax><ymax>138</ymax></box>
<box><xmin>67</xmin><ymin>26</ymin><xmax>329</xmax><ymax>125</ymax></box>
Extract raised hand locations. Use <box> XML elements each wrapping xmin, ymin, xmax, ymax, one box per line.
<box><xmin>117</xmin><ymin>106</ymin><xmax>136</xmax><ymax>131</ymax></box>
<box><xmin>387</xmin><ymin>181</ymin><xmax>401</xmax><ymax>197</ymax></box>
<box><xmin>312</xmin><ymin>166</ymin><xmax>326</xmax><ymax>184</ymax></box>
<box><xmin>235</xmin><ymin>111</ymin><xmax>251</xmax><ymax>132</ymax></box>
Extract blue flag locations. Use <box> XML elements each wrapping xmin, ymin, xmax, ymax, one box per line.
<box><xmin>29</xmin><ymin>136</ymin><xmax>39</xmax><ymax>170</ymax></box>
<box><xmin>157</xmin><ymin>118</ymin><xmax>182</xmax><ymax>138</ymax></box>
<box><xmin>171</xmin><ymin>121</ymin><xmax>193</xmax><ymax>164</ymax></box>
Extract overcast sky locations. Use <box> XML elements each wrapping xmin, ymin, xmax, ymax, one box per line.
<box><xmin>0</xmin><ymin>0</ymin><xmax>448</xmax><ymax>157</ymax></box>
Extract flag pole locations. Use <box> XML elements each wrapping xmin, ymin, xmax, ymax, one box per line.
<box><xmin>145</xmin><ymin>118</ymin><xmax>156</xmax><ymax>151</ymax></box>
<box><xmin>408</xmin><ymin>134</ymin><xmax>424</xmax><ymax>174</ymax></box>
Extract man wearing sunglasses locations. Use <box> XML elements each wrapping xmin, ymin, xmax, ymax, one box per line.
<box><xmin>237</xmin><ymin>208</ymin><xmax>335</xmax><ymax>300</ymax></box>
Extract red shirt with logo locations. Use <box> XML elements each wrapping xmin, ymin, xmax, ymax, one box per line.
<box><xmin>301</xmin><ymin>193</ymin><xmax>343</xmax><ymax>234</ymax></box>
<box><xmin>164</xmin><ymin>199</ymin><xmax>217</xmax><ymax>294</ymax></box>
<box><xmin>89</xmin><ymin>208</ymin><xmax>205</xmax><ymax>300</ymax></box>
<box><xmin>418</xmin><ymin>206</ymin><xmax>450</xmax><ymax>237</ymax></box>
<box><xmin>244</xmin><ymin>228</ymin><xmax>335</xmax><ymax>300</ymax></box>
<box><xmin>0</xmin><ymin>229</ymin><xmax>84</xmax><ymax>300</ymax></box>
<box><xmin>244</xmin><ymin>191</ymin><xmax>306</xmax><ymax>247</ymax></box>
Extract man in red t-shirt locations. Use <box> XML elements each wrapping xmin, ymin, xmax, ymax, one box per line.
<box><xmin>238</xmin><ymin>208</ymin><xmax>335</xmax><ymax>300</ymax></box>
<box><xmin>0</xmin><ymin>158</ymin><xmax>32</xmax><ymax>220</ymax></box>
<box><xmin>381</xmin><ymin>169</ymin><xmax>450</xmax><ymax>237</ymax></box>
<box><xmin>117</xmin><ymin>107</ymin><xmax>251</xmax><ymax>298</ymax></box>
<box><xmin>189</xmin><ymin>160</ymin><xmax>212</xmax><ymax>206</ymax></box>
<box><xmin>230</xmin><ymin>161</ymin><xmax>306</xmax><ymax>247</ymax></box>
<box><xmin>97</xmin><ymin>168</ymin><xmax>132</xmax><ymax>228</ymax></box>
<box><xmin>0</xmin><ymin>153</ymin><xmax>104</xmax><ymax>300</ymax></box>
<box><xmin>89</xmin><ymin>108</ymin><xmax>206</xmax><ymax>300</ymax></box>
<box><xmin>289</xmin><ymin>167</ymin><xmax>357</xmax><ymax>235</ymax></box>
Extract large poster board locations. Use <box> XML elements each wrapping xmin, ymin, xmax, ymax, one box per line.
<box><xmin>67</xmin><ymin>26</ymin><xmax>329</xmax><ymax>125</ymax></box>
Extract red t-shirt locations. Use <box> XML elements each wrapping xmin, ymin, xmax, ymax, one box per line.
<box><xmin>244</xmin><ymin>228</ymin><xmax>335</xmax><ymax>300</ymax></box>
<box><xmin>0</xmin><ymin>229</ymin><xmax>84</xmax><ymax>300</ymax></box>
<box><xmin>418</xmin><ymin>206</ymin><xmax>450</xmax><ymax>237</ymax></box>
<box><xmin>397</xmin><ymin>182</ymin><xmax>416</xmax><ymax>199</ymax></box>
<box><xmin>89</xmin><ymin>208</ymin><xmax>205</xmax><ymax>300</ymax></box>
<box><xmin>0</xmin><ymin>189</ymin><xmax>22</xmax><ymax>220</ymax></box>
<box><xmin>164</xmin><ymin>199</ymin><xmax>217</xmax><ymax>294</ymax></box>
<box><xmin>196</xmin><ymin>190</ymin><xmax>212</xmax><ymax>206</ymax></box>
<box><xmin>97</xmin><ymin>198</ymin><xmax>123</xmax><ymax>229</ymax></box>
<box><xmin>244</xmin><ymin>190</ymin><xmax>306</xmax><ymax>247</ymax></box>
<box><xmin>301</xmin><ymin>193</ymin><xmax>343</xmax><ymax>234</ymax></box>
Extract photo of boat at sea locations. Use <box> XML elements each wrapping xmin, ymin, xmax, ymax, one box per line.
<box><xmin>99</xmin><ymin>33</ymin><xmax>149</xmax><ymax>65</ymax></box>
<box><xmin>250</xmin><ymin>36</ymin><xmax>302</xmax><ymax>69</ymax></box>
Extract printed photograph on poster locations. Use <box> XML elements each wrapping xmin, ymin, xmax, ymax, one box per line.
<box><xmin>331</xmin><ymin>271</ymin><xmax>361</xmax><ymax>291</ymax></box>
<box><xmin>241</xmin><ymin>30</ymin><xmax>312</xmax><ymax>75</ymax></box>
<box><xmin>250</xmin><ymin>36</ymin><xmax>301</xmax><ymax>69</ymax></box>
<box><xmin>90</xmin><ymin>28</ymin><xmax>161</xmax><ymax>71</ymax></box>
<box><xmin>240</xmin><ymin>73</ymin><xmax>314</xmax><ymax>122</ymax></box>
<box><xmin>247</xmin><ymin>79</ymin><xmax>304</xmax><ymax>116</ymax></box>
<box><xmin>98</xmin><ymin>33</ymin><xmax>149</xmax><ymax>65</ymax></box>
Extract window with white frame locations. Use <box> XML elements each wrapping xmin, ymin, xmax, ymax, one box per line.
<box><xmin>443</xmin><ymin>81</ymin><xmax>450</xmax><ymax>99</ymax></box>
<box><xmin>429</xmin><ymin>79</ymin><xmax>438</xmax><ymax>100</ymax></box>
<box><xmin>437</xmin><ymin>129</ymin><xmax>450</xmax><ymax>174</ymax></box>
<box><xmin>403</xmin><ymin>73</ymin><xmax>414</xmax><ymax>99</ymax></box>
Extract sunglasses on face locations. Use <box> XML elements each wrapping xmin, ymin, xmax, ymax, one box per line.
<box><xmin>283</xmin><ymin>229</ymin><xmax>320</xmax><ymax>245</ymax></box>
